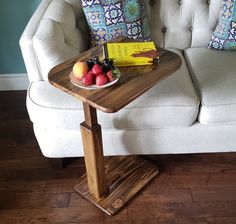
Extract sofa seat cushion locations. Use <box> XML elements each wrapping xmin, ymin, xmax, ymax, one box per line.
<box><xmin>27</xmin><ymin>50</ymin><xmax>199</xmax><ymax>130</ymax></box>
<box><xmin>185</xmin><ymin>48</ymin><xmax>236</xmax><ymax>124</ymax></box>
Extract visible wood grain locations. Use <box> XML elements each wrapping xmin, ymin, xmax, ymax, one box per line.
<box><xmin>152</xmin><ymin>153</ymin><xmax>236</xmax><ymax>174</ymax></box>
<box><xmin>128</xmin><ymin>201</ymin><xmax>236</xmax><ymax>221</ymax></box>
<box><xmin>130</xmin><ymin>187</ymin><xmax>192</xmax><ymax>205</ymax></box>
<box><xmin>80</xmin><ymin>122</ymin><xmax>107</xmax><ymax>199</ymax></box>
<box><xmin>83</xmin><ymin>102</ymin><xmax>98</xmax><ymax>127</ymax></box>
<box><xmin>48</xmin><ymin>38</ymin><xmax>180</xmax><ymax>214</ymax></box>
<box><xmin>74</xmin><ymin>156</ymin><xmax>159</xmax><ymax>215</ymax></box>
<box><xmin>207</xmin><ymin>217</ymin><xmax>236</xmax><ymax>224</ymax></box>
<box><xmin>0</xmin><ymin>192</ymin><xmax>70</xmax><ymax>210</ymax></box>
<box><xmin>208</xmin><ymin>174</ymin><xmax>236</xmax><ymax>187</ymax></box>
<box><xmin>1</xmin><ymin>91</ymin><xmax>236</xmax><ymax>223</ymax></box>
<box><xmin>0</xmin><ymin>157</ymin><xmax>49</xmax><ymax>170</ymax></box>
<box><xmin>48</xmin><ymin>38</ymin><xmax>182</xmax><ymax>113</ymax></box>
<box><xmin>191</xmin><ymin>187</ymin><xmax>236</xmax><ymax>202</ymax></box>
<box><xmin>0</xmin><ymin>207</ymin><xmax>104</xmax><ymax>224</ymax></box>
<box><xmin>80</xmin><ymin>102</ymin><xmax>107</xmax><ymax>199</ymax></box>
<box><xmin>164</xmin><ymin>174</ymin><xmax>211</xmax><ymax>188</ymax></box>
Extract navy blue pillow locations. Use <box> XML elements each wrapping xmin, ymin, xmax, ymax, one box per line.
<box><xmin>82</xmin><ymin>0</ymin><xmax>151</xmax><ymax>46</ymax></box>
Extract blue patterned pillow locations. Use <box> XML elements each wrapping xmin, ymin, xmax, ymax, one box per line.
<box><xmin>82</xmin><ymin>0</ymin><xmax>151</xmax><ymax>47</ymax></box>
<box><xmin>208</xmin><ymin>0</ymin><xmax>236</xmax><ymax>50</ymax></box>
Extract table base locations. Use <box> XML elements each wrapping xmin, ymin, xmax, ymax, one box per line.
<box><xmin>74</xmin><ymin>155</ymin><xmax>158</xmax><ymax>215</ymax></box>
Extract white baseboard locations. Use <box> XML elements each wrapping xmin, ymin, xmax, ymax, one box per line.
<box><xmin>0</xmin><ymin>73</ymin><xmax>29</xmax><ymax>90</ymax></box>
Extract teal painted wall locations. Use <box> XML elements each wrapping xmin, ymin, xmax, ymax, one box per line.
<box><xmin>0</xmin><ymin>0</ymin><xmax>41</xmax><ymax>74</ymax></box>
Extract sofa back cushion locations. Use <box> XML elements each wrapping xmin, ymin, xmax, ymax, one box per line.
<box><xmin>208</xmin><ymin>0</ymin><xmax>236</xmax><ymax>50</ymax></box>
<box><xmin>81</xmin><ymin>0</ymin><xmax>151</xmax><ymax>47</ymax></box>
<box><xmin>150</xmin><ymin>0</ymin><xmax>221</xmax><ymax>49</ymax></box>
<box><xmin>76</xmin><ymin>0</ymin><xmax>221</xmax><ymax>49</ymax></box>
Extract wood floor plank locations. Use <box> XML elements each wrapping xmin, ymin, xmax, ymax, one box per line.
<box><xmin>0</xmin><ymin>146</ymin><xmax>42</xmax><ymax>160</ymax></box>
<box><xmin>129</xmin><ymin>187</ymin><xmax>193</xmax><ymax>205</ymax></box>
<box><xmin>102</xmin><ymin>208</ymin><xmax>128</xmax><ymax>223</ymax></box>
<box><xmin>191</xmin><ymin>187</ymin><xmax>236</xmax><ymax>202</ymax></box>
<box><xmin>0</xmin><ymin>207</ymin><xmax>104</xmax><ymax>224</ymax></box>
<box><xmin>167</xmin><ymin>201</ymin><xmax>236</xmax><ymax>218</ymax></box>
<box><xmin>44</xmin><ymin>179</ymin><xmax>81</xmax><ymax>194</ymax></box>
<box><xmin>0</xmin><ymin>157</ymin><xmax>50</xmax><ymax>170</ymax></box>
<box><xmin>0</xmin><ymin>168</ymin><xmax>56</xmax><ymax>182</ymax></box>
<box><xmin>208</xmin><ymin>173</ymin><xmax>236</xmax><ymax>187</ymax></box>
<box><xmin>169</xmin><ymin>160</ymin><xmax>236</xmax><ymax>174</ymax></box>
<box><xmin>0</xmin><ymin>90</ymin><xmax>236</xmax><ymax>222</ymax></box>
<box><xmin>0</xmin><ymin>180</ymin><xmax>46</xmax><ymax>193</ymax></box>
<box><xmin>128</xmin><ymin>202</ymin><xmax>236</xmax><ymax>221</ymax></box>
<box><xmin>0</xmin><ymin>138</ymin><xmax>17</xmax><ymax>147</ymax></box>
<box><xmin>206</xmin><ymin>217</ymin><xmax>236</xmax><ymax>224</ymax></box>
<box><xmin>127</xmin><ymin>203</ymin><xmax>175</xmax><ymax>221</ymax></box>
<box><xmin>70</xmin><ymin>192</ymin><xmax>129</xmax><ymax>224</ymax></box>
<box><xmin>168</xmin><ymin>174</ymin><xmax>211</xmax><ymax>188</ymax></box>
<box><xmin>153</xmin><ymin>153</ymin><xmax>236</xmax><ymax>174</ymax></box>
<box><xmin>69</xmin><ymin>192</ymin><xmax>102</xmax><ymax>207</ymax></box>
<box><xmin>0</xmin><ymin>166</ymin><xmax>85</xmax><ymax>182</ymax></box>
<box><xmin>0</xmin><ymin>192</ymin><xmax>70</xmax><ymax>210</ymax></box>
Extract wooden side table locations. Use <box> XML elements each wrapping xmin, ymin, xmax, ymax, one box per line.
<box><xmin>48</xmin><ymin>40</ymin><xmax>182</xmax><ymax>215</ymax></box>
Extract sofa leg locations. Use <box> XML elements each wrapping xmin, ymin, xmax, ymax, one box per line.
<box><xmin>49</xmin><ymin>157</ymin><xmax>78</xmax><ymax>169</ymax></box>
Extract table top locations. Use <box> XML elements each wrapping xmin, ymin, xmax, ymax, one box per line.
<box><xmin>48</xmin><ymin>40</ymin><xmax>182</xmax><ymax>113</ymax></box>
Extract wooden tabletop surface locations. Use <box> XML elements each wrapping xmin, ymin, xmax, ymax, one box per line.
<box><xmin>48</xmin><ymin>41</ymin><xmax>182</xmax><ymax>113</ymax></box>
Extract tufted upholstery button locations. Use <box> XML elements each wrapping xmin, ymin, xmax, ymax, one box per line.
<box><xmin>178</xmin><ymin>0</ymin><xmax>182</xmax><ymax>5</ymax></box>
<box><xmin>189</xmin><ymin>27</ymin><xmax>193</xmax><ymax>31</ymax></box>
<box><xmin>206</xmin><ymin>0</ymin><xmax>210</xmax><ymax>5</ymax></box>
<box><xmin>162</xmin><ymin>27</ymin><xmax>167</xmax><ymax>33</ymax></box>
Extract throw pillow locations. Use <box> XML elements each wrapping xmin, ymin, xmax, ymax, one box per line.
<box><xmin>82</xmin><ymin>0</ymin><xmax>151</xmax><ymax>47</ymax></box>
<box><xmin>208</xmin><ymin>0</ymin><xmax>236</xmax><ymax>50</ymax></box>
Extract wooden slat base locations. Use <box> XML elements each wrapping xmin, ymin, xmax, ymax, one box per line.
<box><xmin>74</xmin><ymin>155</ymin><xmax>159</xmax><ymax>215</ymax></box>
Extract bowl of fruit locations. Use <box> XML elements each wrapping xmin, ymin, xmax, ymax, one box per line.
<box><xmin>70</xmin><ymin>57</ymin><xmax>120</xmax><ymax>90</ymax></box>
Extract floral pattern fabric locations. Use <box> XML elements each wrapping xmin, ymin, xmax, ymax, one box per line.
<box><xmin>209</xmin><ymin>0</ymin><xmax>236</xmax><ymax>50</ymax></box>
<box><xmin>82</xmin><ymin>0</ymin><xmax>151</xmax><ymax>46</ymax></box>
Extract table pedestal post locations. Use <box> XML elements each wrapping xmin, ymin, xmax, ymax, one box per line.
<box><xmin>75</xmin><ymin>102</ymin><xmax>159</xmax><ymax>215</ymax></box>
<box><xmin>80</xmin><ymin>102</ymin><xmax>108</xmax><ymax>199</ymax></box>
<box><xmin>80</xmin><ymin>122</ymin><xmax>108</xmax><ymax>199</ymax></box>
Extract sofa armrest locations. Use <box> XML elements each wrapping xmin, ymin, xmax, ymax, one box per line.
<box><xmin>20</xmin><ymin>0</ymin><xmax>89</xmax><ymax>82</ymax></box>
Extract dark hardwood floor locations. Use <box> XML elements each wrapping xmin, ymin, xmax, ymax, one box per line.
<box><xmin>0</xmin><ymin>90</ymin><xmax>236</xmax><ymax>224</ymax></box>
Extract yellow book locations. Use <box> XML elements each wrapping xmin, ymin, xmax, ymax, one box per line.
<box><xmin>104</xmin><ymin>41</ymin><xmax>159</xmax><ymax>67</ymax></box>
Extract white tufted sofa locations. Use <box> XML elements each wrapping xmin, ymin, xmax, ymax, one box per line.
<box><xmin>20</xmin><ymin>0</ymin><xmax>236</xmax><ymax>158</ymax></box>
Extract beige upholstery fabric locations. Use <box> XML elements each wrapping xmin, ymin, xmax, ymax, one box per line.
<box><xmin>151</xmin><ymin>0</ymin><xmax>220</xmax><ymax>49</ymax></box>
<box><xmin>20</xmin><ymin>0</ymin><xmax>236</xmax><ymax>158</ymax></box>
<box><xmin>34</xmin><ymin>122</ymin><xmax>236</xmax><ymax>158</ymax></box>
<box><xmin>185</xmin><ymin>48</ymin><xmax>236</xmax><ymax>124</ymax></box>
<box><xmin>27</xmin><ymin>50</ymin><xmax>199</xmax><ymax>130</ymax></box>
<box><xmin>20</xmin><ymin>0</ymin><xmax>221</xmax><ymax>83</ymax></box>
<box><xmin>20</xmin><ymin>0</ymin><xmax>89</xmax><ymax>82</ymax></box>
